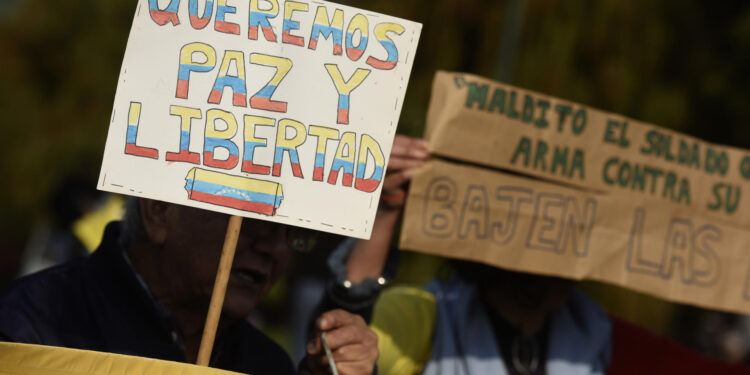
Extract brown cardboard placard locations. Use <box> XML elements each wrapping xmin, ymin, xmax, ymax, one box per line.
<box><xmin>401</xmin><ymin>71</ymin><xmax>750</xmax><ymax>313</ymax></box>
<box><xmin>401</xmin><ymin>160</ymin><xmax>750</xmax><ymax>314</ymax></box>
<box><xmin>425</xmin><ymin>71</ymin><xmax>750</xmax><ymax>228</ymax></box>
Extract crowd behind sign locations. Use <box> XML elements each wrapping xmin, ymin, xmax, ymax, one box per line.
<box><xmin>402</xmin><ymin>71</ymin><xmax>750</xmax><ymax>314</ymax></box>
<box><xmin>98</xmin><ymin>0</ymin><xmax>421</xmax><ymax>239</ymax></box>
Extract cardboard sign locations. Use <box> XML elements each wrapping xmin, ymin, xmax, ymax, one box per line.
<box><xmin>98</xmin><ymin>0</ymin><xmax>421</xmax><ymax>239</ymax></box>
<box><xmin>401</xmin><ymin>71</ymin><xmax>750</xmax><ymax>313</ymax></box>
<box><xmin>425</xmin><ymin>72</ymin><xmax>750</xmax><ymax>228</ymax></box>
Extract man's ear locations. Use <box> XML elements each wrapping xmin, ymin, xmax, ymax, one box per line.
<box><xmin>139</xmin><ymin>199</ymin><xmax>171</xmax><ymax>245</ymax></box>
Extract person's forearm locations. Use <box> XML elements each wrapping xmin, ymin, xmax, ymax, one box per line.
<box><xmin>346</xmin><ymin>207</ymin><xmax>401</xmax><ymax>283</ymax></box>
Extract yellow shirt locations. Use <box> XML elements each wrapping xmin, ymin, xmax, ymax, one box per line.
<box><xmin>370</xmin><ymin>286</ymin><xmax>438</xmax><ymax>375</ymax></box>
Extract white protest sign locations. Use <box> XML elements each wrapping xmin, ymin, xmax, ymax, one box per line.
<box><xmin>98</xmin><ymin>0</ymin><xmax>421</xmax><ymax>239</ymax></box>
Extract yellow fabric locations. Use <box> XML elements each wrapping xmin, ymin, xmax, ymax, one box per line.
<box><xmin>370</xmin><ymin>286</ymin><xmax>436</xmax><ymax>375</ymax></box>
<box><xmin>391</xmin><ymin>252</ymin><xmax>446</xmax><ymax>287</ymax></box>
<box><xmin>0</xmin><ymin>342</ymin><xmax>245</xmax><ymax>375</ymax></box>
<box><xmin>579</xmin><ymin>281</ymin><xmax>674</xmax><ymax>334</ymax></box>
<box><xmin>72</xmin><ymin>195</ymin><xmax>124</xmax><ymax>253</ymax></box>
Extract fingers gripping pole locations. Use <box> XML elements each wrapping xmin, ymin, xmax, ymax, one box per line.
<box><xmin>196</xmin><ymin>215</ymin><xmax>243</xmax><ymax>366</ymax></box>
<box><xmin>321</xmin><ymin>332</ymin><xmax>340</xmax><ymax>375</ymax></box>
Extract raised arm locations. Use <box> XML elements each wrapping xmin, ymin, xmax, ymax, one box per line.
<box><xmin>302</xmin><ymin>135</ymin><xmax>430</xmax><ymax>375</ymax></box>
<box><xmin>346</xmin><ymin>135</ymin><xmax>430</xmax><ymax>283</ymax></box>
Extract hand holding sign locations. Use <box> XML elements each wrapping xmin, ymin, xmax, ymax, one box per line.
<box><xmin>340</xmin><ymin>134</ymin><xmax>430</xmax><ymax>289</ymax></box>
<box><xmin>98</xmin><ymin>0</ymin><xmax>420</xmax><ymax>369</ymax></box>
<box><xmin>380</xmin><ymin>135</ymin><xmax>430</xmax><ymax>208</ymax></box>
<box><xmin>304</xmin><ymin>309</ymin><xmax>379</xmax><ymax>375</ymax></box>
<box><xmin>401</xmin><ymin>71</ymin><xmax>750</xmax><ymax>315</ymax></box>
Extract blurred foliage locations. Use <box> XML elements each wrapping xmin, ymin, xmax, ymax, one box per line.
<box><xmin>1</xmin><ymin>0</ymin><xmax>749</xmax><ymax>268</ymax></box>
<box><xmin>0</xmin><ymin>0</ymin><xmax>135</xmax><ymax>251</ymax></box>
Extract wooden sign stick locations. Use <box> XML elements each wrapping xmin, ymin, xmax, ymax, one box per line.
<box><xmin>196</xmin><ymin>215</ymin><xmax>243</xmax><ymax>366</ymax></box>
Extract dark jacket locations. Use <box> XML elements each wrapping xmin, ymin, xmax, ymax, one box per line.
<box><xmin>0</xmin><ymin>222</ymin><xmax>295</xmax><ymax>375</ymax></box>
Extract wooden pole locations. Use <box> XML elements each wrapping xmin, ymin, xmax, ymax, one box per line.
<box><xmin>196</xmin><ymin>215</ymin><xmax>243</xmax><ymax>366</ymax></box>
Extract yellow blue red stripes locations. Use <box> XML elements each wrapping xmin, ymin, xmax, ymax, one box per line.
<box><xmin>242</xmin><ymin>115</ymin><xmax>274</xmax><ymax>175</ymax></box>
<box><xmin>208</xmin><ymin>51</ymin><xmax>247</xmax><ymax>107</ymax></box>
<box><xmin>148</xmin><ymin>0</ymin><xmax>180</xmax><ymax>25</ymax></box>
<box><xmin>185</xmin><ymin>167</ymin><xmax>283</xmax><ymax>216</ymax></box>
<box><xmin>248</xmin><ymin>0</ymin><xmax>279</xmax><ymax>41</ymax></box>
<box><xmin>188</xmin><ymin>0</ymin><xmax>213</xmax><ymax>29</ymax></box>
<box><xmin>354</xmin><ymin>134</ymin><xmax>385</xmax><ymax>192</ymax></box>
<box><xmin>345</xmin><ymin>14</ymin><xmax>368</xmax><ymax>61</ymax></box>
<box><xmin>215</xmin><ymin>0</ymin><xmax>240</xmax><ymax>34</ymax></box>
<box><xmin>282</xmin><ymin>1</ymin><xmax>308</xmax><ymax>46</ymax></box>
<box><xmin>366</xmin><ymin>23</ymin><xmax>405</xmax><ymax>70</ymax></box>
<box><xmin>308</xmin><ymin>6</ymin><xmax>344</xmax><ymax>54</ymax></box>
<box><xmin>176</xmin><ymin>43</ymin><xmax>216</xmax><ymax>99</ymax></box>
<box><xmin>166</xmin><ymin>106</ymin><xmax>201</xmax><ymax>164</ymax></box>
<box><xmin>249</xmin><ymin>54</ymin><xmax>291</xmax><ymax>113</ymax></box>
<box><xmin>272</xmin><ymin>119</ymin><xmax>306</xmax><ymax>178</ymax></box>
<box><xmin>125</xmin><ymin>102</ymin><xmax>158</xmax><ymax>159</ymax></box>
<box><xmin>203</xmin><ymin>109</ymin><xmax>240</xmax><ymax>169</ymax></box>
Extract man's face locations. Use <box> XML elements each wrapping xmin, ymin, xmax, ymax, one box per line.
<box><xmin>160</xmin><ymin>204</ymin><xmax>293</xmax><ymax>319</ymax></box>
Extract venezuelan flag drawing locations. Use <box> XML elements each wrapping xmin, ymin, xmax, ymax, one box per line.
<box><xmin>185</xmin><ymin>168</ymin><xmax>283</xmax><ymax>216</ymax></box>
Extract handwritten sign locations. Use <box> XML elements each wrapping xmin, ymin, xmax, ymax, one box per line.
<box><xmin>424</xmin><ymin>72</ymin><xmax>750</xmax><ymax>226</ymax></box>
<box><xmin>401</xmin><ymin>71</ymin><xmax>750</xmax><ymax>314</ymax></box>
<box><xmin>98</xmin><ymin>0</ymin><xmax>421</xmax><ymax>239</ymax></box>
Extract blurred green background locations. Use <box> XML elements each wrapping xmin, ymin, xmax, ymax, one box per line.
<box><xmin>1</xmin><ymin>0</ymin><xmax>749</xmax><ymax>361</ymax></box>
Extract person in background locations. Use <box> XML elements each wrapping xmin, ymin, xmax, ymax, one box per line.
<box><xmin>18</xmin><ymin>176</ymin><xmax>106</xmax><ymax>276</ymax></box>
<box><xmin>334</xmin><ymin>134</ymin><xmax>750</xmax><ymax>375</ymax></box>
<box><xmin>0</xmin><ymin>198</ymin><xmax>377</xmax><ymax>375</ymax></box>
